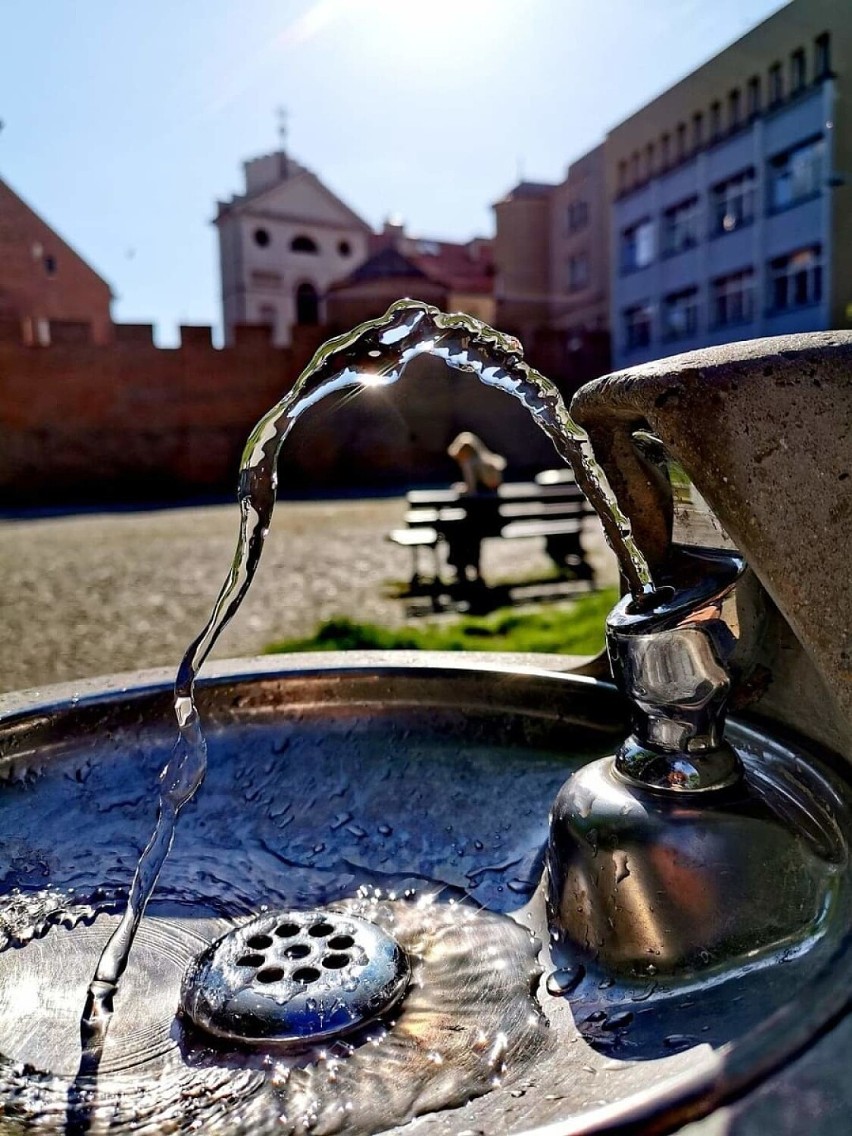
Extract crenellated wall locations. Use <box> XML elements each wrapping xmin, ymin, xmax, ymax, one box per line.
<box><xmin>0</xmin><ymin>318</ymin><xmax>557</xmax><ymax>506</ymax></box>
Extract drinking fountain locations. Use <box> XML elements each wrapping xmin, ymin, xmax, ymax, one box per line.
<box><xmin>0</xmin><ymin>324</ymin><xmax>850</xmax><ymax>1135</ymax></box>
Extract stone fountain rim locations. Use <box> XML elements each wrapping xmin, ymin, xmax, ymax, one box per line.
<box><xmin>0</xmin><ymin>651</ymin><xmax>849</xmax><ymax>1136</ymax></box>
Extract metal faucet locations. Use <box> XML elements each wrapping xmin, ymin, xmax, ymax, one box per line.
<box><xmin>606</xmin><ymin>550</ymin><xmax>744</xmax><ymax>793</ymax></box>
<box><xmin>546</xmin><ymin>550</ymin><xmax>832</xmax><ymax>979</ymax></box>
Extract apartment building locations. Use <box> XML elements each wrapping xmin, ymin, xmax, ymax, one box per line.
<box><xmin>493</xmin><ymin>145</ymin><xmax>610</xmax><ymax>391</ymax></box>
<box><xmin>609</xmin><ymin>0</ymin><xmax>852</xmax><ymax>369</ymax></box>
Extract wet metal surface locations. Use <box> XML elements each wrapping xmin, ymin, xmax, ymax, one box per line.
<box><xmin>0</xmin><ymin>657</ymin><xmax>849</xmax><ymax>1135</ymax></box>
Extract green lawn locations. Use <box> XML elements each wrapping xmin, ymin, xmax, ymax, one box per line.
<box><xmin>265</xmin><ymin>587</ymin><xmax>618</xmax><ymax>657</ymax></box>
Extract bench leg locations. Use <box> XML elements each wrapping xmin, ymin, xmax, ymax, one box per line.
<box><xmin>545</xmin><ymin>534</ymin><xmax>595</xmax><ymax>583</ymax></box>
<box><xmin>430</xmin><ymin>542</ymin><xmax>442</xmax><ymax>585</ymax></box>
<box><xmin>409</xmin><ymin>546</ymin><xmax>423</xmax><ymax>590</ymax></box>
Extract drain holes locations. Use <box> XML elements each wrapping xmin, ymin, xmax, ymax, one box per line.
<box><xmin>309</xmin><ymin>922</ymin><xmax>335</xmax><ymax>938</ymax></box>
<box><xmin>328</xmin><ymin>934</ymin><xmax>354</xmax><ymax>950</ymax></box>
<box><xmin>292</xmin><ymin>967</ymin><xmax>321</xmax><ymax>984</ymax></box>
<box><xmin>256</xmin><ymin>967</ymin><xmax>285</xmax><ymax>984</ymax></box>
<box><xmin>322</xmin><ymin>953</ymin><xmax>350</xmax><ymax>970</ymax></box>
<box><xmin>236</xmin><ymin>953</ymin><xmax>265</xmax><ymax>967</ymax></box>
<box><xmin>275</xmin><ymin>922</ymin><xmax>300</xmax><ymax>938</ymax></box>
<box><xmin>182</xmin><ymin>910</ymin><xmax>412</xmax><ymax>1046</ymax></box>
<box><xmin>246</xmin><ymin>934</ymin><xmax>273</xmax><ymax>950</ymax></box>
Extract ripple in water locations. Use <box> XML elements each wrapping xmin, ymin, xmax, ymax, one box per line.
<box><xmin>0</xmin><ymin>894</ymin><xmax>551</xmax><ymax>1134</ymax></box>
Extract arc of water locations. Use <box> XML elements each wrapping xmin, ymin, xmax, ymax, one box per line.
<box><xmin>85</xmin><ymin>299</ymin><xmax>653</xmax><ymax>1016</ymax></box>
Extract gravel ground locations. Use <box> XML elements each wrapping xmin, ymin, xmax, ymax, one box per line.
<box><xmin>0</xmin><ymin>498</ymin><xmax>617</xmax><ymax>693</ymax></box>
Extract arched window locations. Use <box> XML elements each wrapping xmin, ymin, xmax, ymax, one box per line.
<box><xmin>291</xmin><ymin>234</ymin><xmax>319</xmax><ymax>253</ymax></box>
<box><xmin>296</xmin><ymin>282</ymin><xmax>319</xmax><ymax>326</ymax></box>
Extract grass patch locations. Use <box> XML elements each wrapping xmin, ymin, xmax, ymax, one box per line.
<box><xmin>265</xmin><ymin>587</ymin><xmax>618</xmax><ymax>657</ymax></box>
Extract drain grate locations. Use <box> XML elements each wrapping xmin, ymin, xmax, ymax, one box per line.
<box><xmin>180</xmin><ymin>909</ymin><xmax>410</xmax><ymax>1047</ymax></box>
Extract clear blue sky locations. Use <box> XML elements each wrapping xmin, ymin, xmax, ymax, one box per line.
<box><xmin>1</xmin><ymin>0</ymin><xmax>786</xmax><ymax>343</ymax></box>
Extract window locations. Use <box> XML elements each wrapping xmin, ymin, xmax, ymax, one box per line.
<box><xmin>769</xmin><ymin>62</ymin><xmax>783</xmax><ymax>106</ymax></box>
<box><xmin>295</xmin><ymin>281</ymin><xmax>319</xmax><ymax>325</ymax></box>
<box><xmin>44</xmin><ymin>254</ymin><xmax>57</xmax><ymax>276</ymax></box>
<box><xmin>692</xmin><ymin>111</ymin><xmax>704</xmax><ymax>149</ymax></box>
<box><xmin>711</xmin><ymin>169</ymin><xmax>756</xmax><ymax>235</ymax></box>
<box><xmin>291</xmin><ymin>234</ymin><xmax>319</xmax><ymax>253</ymax></box>
<box><xmin>676</xmin><ymin>123</ymin><xmax>687</xmax><ymax>161</ymax></box>
<box><xmin>253</xmin><ymin>227</ymin><xmax>271</xmax><ymax>248</ymax></box>
<box><xmin>258</xmin><ymin>304</ymin><xmax>277</xmax><ymax>329</ymax></box>
<box><xmin>728</xmin><ymin>88</ymin><xmax>741</xmax><ymax>130</ymax></box>
<box><xmin>338</xmin><ymin>240</ymin><xmax>352</xmax><ymax>256</ymax></box>
<box><xmin>621</xmin><ymin>218</ymin><xmax>655</xmax><ymax>272</ymax></box>
<box><xmin>791</xmin><ymin>48</ymin><xmax>806</xmax><ymax>93</ymax></box>
<box><xmin>645</xmin><ymin>143</ymin><xmax>655</xmax><ymax>178</ymax></box>
<box><xmin>660</xmin><ymin>133</ymin><xmax>671</xmax><ymax>169</ymax></box>
<box><xmin>769</xmin><ymin>246</ymin><xmax>822</xmax><ymax>311</ymax></box>
<box><xmin>768</xmin><ymin>137</ymin><xmax>824</xmax><ymax>211</ymax></box>
<box><xmin>815</xmin><ymin>32</ymin><xmax>831</xmax><ymax>79</ymax></box>
<box><xmin>630</xmin><ymin>151</ymin><xmax>640</xmax><ymax>184</ymax></box>
<box><xmin>662</xmin><ymin>197</ymin><xmax>699</xmax><ymax>256</ymax></box>
<box><xmin>624</xmin><ymin>303</ymin><xmax>653</xmax><ymax>351</ymax></box>
<box><xmin>568</xmin><ymin>252</ymin><xmax>589</xmax><ymax>291</ymax></box>
<box><xmin>618</xmin><ymin>160</ymin><xmax>628</xmax><ymax>193</ymax></box>
<box><xmin>712</xmin><ymin>269</ymin><xmax>755</xmax><ymax>327</ymax></box>
<box><xmin>747</xmin><ymin>76</ymin><xmax>761</xmax><ymax>119</ymax></box>
<box><xmin>710</xmin><ymin>101</ymin><xmax>722</xmax><ymax>141</ymax></box>
<box><xmin>663</xmin><ymin>288</ymin><xmax>699</xmax><ymax>341</ymax></box>
<box><xmin>567</xmin><ymin>200</ymin><xmax>589</xmax><ymax>233</ymax></box>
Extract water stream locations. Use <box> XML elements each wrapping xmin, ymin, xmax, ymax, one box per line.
<box><xmin>74</xmin><ymin>300</ymin><xmax>653</xmax><ymax>1122</ymax></box>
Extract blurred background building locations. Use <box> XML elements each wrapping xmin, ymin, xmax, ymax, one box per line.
<box><xmin>1</xmin><ymin>0</ymin><xmax>850</xmax><ymax>504</ymax></box>
<box><xmin>607</xmin><ymin>0</ymin><xmax>850</xmax><ymax>369</ymax></box>
<box><xmin>491</xmin><ymin>0</ymin><xmax>852</xmax><ymax>374</ymax></box>
<box><xmin>214</xmin><ymin>151</ymin><xmax>372</xmax><ymax>346</ymax></box>
<box><xmin>0</xmin><ymin>177</ymin><xmax>113</xmax><ymax>346</ymax></box>
<box><xmin>493</xmin><ymin>144</ymin><xmax>610</xmax><ymax>396</ymax></box>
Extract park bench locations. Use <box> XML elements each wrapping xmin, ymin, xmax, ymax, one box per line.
<box><xmin>387</xmin><ymin>469</ymin><xmax>595</xmax><ymax>587</ymax></box>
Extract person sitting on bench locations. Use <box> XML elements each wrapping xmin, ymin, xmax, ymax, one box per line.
<box><xmin>445</xmin><ymin>432</ymin><xmax>506</xmax><ymax>584</ymax></box>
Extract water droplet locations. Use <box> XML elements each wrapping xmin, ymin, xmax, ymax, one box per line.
<box><xmin>602</xmin><ymin>1010</ymin><xmax>633</xmax><ymax>1032</ymax></box>
<box><xmin>664</xmin><ymin>1034</ymin><xmax>698</xmax><ymax>1051</ymax></box>
<box><xmin>613</xmin><ymin>851</ymin><xmax>631</xmax><ymax>884</ymax></box>
<box><xmin>377</xmin><ymin>823</ymin><xmax>393</xmax><ymax>836</ymax></box>
<box><xmin>545</xmin><ymin>966</ymin><xmax>584</xmax><ymax>998</ymax></box>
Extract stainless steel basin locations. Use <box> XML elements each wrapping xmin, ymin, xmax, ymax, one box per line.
<box><xmin>0</xmin><ymin>653</ymin><xmax>849</xmax><ymax>1135</ymax></box>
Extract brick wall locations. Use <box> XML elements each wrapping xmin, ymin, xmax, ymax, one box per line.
<box><xmin>0</xmin><ymin>320</ymin><xmax>558</xmax><ymax>506</ymax></box>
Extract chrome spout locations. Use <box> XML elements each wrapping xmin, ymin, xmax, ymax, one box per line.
<box><xmin>606</xmin><ymin>550</ymin><xmax>745</xmax><ymax>792</ymax></box>
<box><xmin>544</xmin><ymin>549</ymin><xmax>838</xmax><ymax>978</ymax></box>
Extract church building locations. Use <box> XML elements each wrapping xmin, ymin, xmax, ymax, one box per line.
<box><xmin>214</xmin><ymin>150</ymin><xmax>372</xmax><ymax>346</ymax></box>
